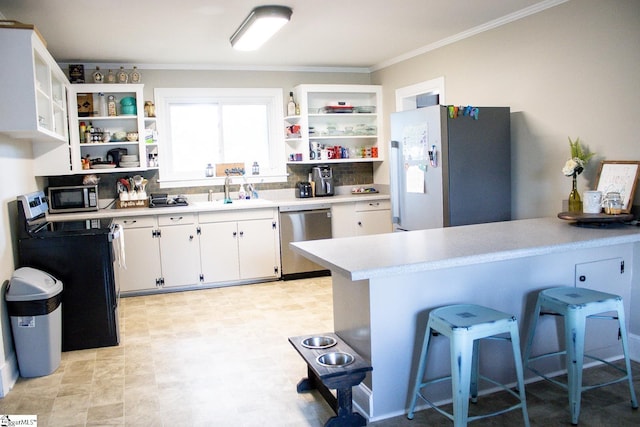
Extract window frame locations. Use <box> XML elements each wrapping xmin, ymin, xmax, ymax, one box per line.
<box><xmin>154</xmin><ymin>87</ymin><xmax>286</xmax><ymax>189</ymax></box>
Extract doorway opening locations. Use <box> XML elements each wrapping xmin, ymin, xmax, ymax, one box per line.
<box><xmin>395</xmin><ymin>77</ymin><xmax>445</xmax><ymax>112</ymax></box>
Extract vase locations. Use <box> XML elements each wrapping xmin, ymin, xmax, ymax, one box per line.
<box><xmin>568</xmin><ymin>174</ymin><xmax>582</xmax><ymax>212</ymax></box>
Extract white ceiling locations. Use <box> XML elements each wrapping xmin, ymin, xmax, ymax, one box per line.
<box><xmin>0</xmin><ymin>0</ymin><xmax>564</xmax><ymax>71</ymax></box>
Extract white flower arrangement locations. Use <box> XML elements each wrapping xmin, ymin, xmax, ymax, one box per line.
<box><xmin>562</xmin><ymin>137</ymin><xmax>594</xmax><ymax>177</ymax></box>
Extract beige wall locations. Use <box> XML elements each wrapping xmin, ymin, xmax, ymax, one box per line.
<box><xmin>0</xmin><ymin>135</ymin><xmax>41</xmax><ymax>395</ymax></box>
<box><xmin>371</xmin><ymin>0</ymin><xmax>640</xmax><ymax>219</ymax></box>
<box><xmin>136</xmin><ymin>69</ymin><xmax>371</xmax><ymax>107</ymax></box>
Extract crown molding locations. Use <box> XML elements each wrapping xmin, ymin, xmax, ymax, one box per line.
<box><xmin>370</xmin><ymin>0</ymin><xmax>570</xmax><ymax>72</ymax></box>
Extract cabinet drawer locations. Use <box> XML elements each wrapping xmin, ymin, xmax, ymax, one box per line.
<box><xmin>118</xmin><ymin>216</ymin><xmax>156</xmax><ymax>229</ymax></box>
<box><xmin>158</xmin><ymin>213</ymin><xmax>196</xmax><ymax>226</ymax></box>
<box><xmin>198</xmin><ymin>208</ymin><xmax>276</xmax><ymax>224</ymax></box>
<box><xmin>355</xmin><ymin>199</ymin><xmax>391</xmax><ymax>212</ymax></box>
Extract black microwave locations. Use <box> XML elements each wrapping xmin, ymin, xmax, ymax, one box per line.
<box><xmin>48</xmin><ymin>185</ymin><xmax>99</xmax><ymax>213</ymax></box>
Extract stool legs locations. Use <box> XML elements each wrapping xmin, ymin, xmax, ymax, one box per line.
<box><xmin>407</xmin><ymin>326</ymin><xmax>433</xmax><ymax>420</ymax></box>
<box><xmin>524</xmin><ymin>288</ymin><xmax>638</xmax><ymax>425</ymax></box>
<box><xmin>564</xmin><ymin>310</ymin><xmax>586</xmax><ymax>425</ymax></box>
<box><xmin>509</xmin><ymin>321</ymin><xmax>530</xmax><ymax>426</ymax></box>
<box><xmin>616</xmin><ymin>306</ymin><xmax>638</xmax><ymax>410</ymax></box>
<box><xmin>408</xmin><ymin>307</ymin><xmax>529</xmax><ymax>426</ymax></box>
<box><xmin>470</xmin><ymin>340</ymin><xmax>480</xmax><ymax>403</ymax></box>
<box><xmin>451</xmin><ymin>338</ymin><xmax>474</xmax><ymax>427</ymax></box>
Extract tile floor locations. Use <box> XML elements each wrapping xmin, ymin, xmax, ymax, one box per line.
<box><xmin>0</xmin><ymin>276</ymin><xmax>638</xmax><ymax>426</ymax></box>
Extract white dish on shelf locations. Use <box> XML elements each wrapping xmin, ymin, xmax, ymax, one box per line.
<box><xmin>91</xmin><ymin>164</ymin><xmax>116</xmax><ymax>169</ymax></box>
<box><xmin>119</xmin><ymin>162</ymin><xmax>139</xmax><ymax>168</ymax></box>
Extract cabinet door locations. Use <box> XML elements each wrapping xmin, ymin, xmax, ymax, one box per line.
<box><xmin>575</xmin><ymin>257</ymin><xmax>627</xmax><ymax>353</ymax></box>
<box><xmin>0</xmin><ymin>28</ymin><xmax>69</xmax><ymax>143</ymax></box>
<box><xmin>238</xmin><ymin>219</ymin><xmax>279</xmax><ymax>280</ymax></box>
<box><xmin>331</xmin><ymin>203</ymin><xmax>357</xmax><ymax>238</ymax></box>
<box><xmin>159</xmin><ymin>224</ymin><xmax>201</xmax><ymax>287</ymax></box>
<box><xmin>355</xmin><ymin>209</ymin><xmax>392</xmax><ymax>236</ymax></box>
<box><xmin>199</xmin><ymin>222</ymin><xmax>240</xmax><ymax>283</ymax></box>
<box><xmin>119</xmin><ymin>227</ymin><xmax>161</xmax><ymax>293</ymax></box>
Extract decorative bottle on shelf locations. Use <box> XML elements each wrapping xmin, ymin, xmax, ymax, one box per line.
<box><xmin>129</xmin><ymin>66</ymin><xmax>141</xmax><ymax>83</ymax></box>
<box><xmin>116</xmin><ymin>66</ymin><xmax>128</xmax><ymax>83</ymax></box>
<box><xmin>92</xmin><ymin>67</ymin><xmax>103</xmax><ymax>83</ymax></box>
<box><xmin>287</xmin><ymin>92</ymin><xmax>296</xmax><ymax>116</ymax></box>
<box><xmin>97</xmin><ymin>93</ymin><xmax>107</xmax><ymax>117</ymax></box>
<box><xmin>79</xmin><ymin>121</ymin><xmax>86</xmax><ymax>143</ymax></box>
<box><xmin>106</xmin><ymin>69</ymin><xmax>116</xmax><ymax>84</ymax></box>
<box><xmin>205</xmin><ymin>163</ymin><xmax>214</xmax><ymax>177</ymax></box>
<box><xmin>107</xmin><ymin>95</ymin><xmax>117</xmax><ymax>116</ymax></box>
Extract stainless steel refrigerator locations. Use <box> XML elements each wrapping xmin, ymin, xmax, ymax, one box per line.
<box><xmin>390</xmin><ymin>105</ymin><xmax>511</xmax><ymax>231</ymax></box>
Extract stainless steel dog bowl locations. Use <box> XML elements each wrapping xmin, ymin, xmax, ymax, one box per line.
<box><xmin>316</xmin><ymin>352</ymin><xmax>355</xmax><ymax>367</ymax></box>
<box><xmin>301</xmin><ymin>336</ymin><xmax>337</xmax><ymax>350</ymax></box>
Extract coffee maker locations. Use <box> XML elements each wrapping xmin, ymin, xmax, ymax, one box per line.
<box><xmin>311</xmin><ymin>166</ymin><xmax>334</xmax><ymax>196</ymax></box>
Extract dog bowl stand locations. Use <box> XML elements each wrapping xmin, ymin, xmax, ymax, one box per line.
<box><xmin>289</xmin><ymin>332</ymin><xmax>373</xmax><ymax>427</ymax></box>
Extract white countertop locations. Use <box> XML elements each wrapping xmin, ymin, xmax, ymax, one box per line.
<box><xmin>291</xmin><ymin>217</ymin><xmax>640</xmax><ymax>281</ymax></box>
<box><xmin>46</xmin><ymin>190</ymin><xmax>390</xmax><ymax>222</ymax></box>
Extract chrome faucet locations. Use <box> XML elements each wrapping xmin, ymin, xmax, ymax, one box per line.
<box><xmin>208</xmin><ymin>189</ymin><xmax>214</xmax><ymax>202</ymax></box>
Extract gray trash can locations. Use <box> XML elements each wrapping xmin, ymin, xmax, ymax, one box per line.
<box><xmin>5</xmin><ymin>267</ymin><xmax>63</xmax><ymax>377</ymax></box>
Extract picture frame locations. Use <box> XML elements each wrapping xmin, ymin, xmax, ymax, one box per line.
<box><xmin>594</xmin><ymin>160</ymin><xmax>640</xmax><ymax>213</ymax></box>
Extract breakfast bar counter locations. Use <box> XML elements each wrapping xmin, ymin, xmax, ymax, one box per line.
<box><xmin>291</xmin><ymin>217</ymin><xmax>640</xmax><ymax>421</ymax></box>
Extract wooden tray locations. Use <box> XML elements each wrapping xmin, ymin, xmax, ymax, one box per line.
<box><xmin>557</xmin><ymin>211</ymin><xmax>633</xmax><ymax>223</ymax></box>
<box><xmin>116</xmin><ymin>199</ymin><xmax>149</xmax><ymax>209</ymax></box>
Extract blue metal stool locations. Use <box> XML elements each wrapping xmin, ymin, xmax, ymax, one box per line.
<box><xmin>407</xmin><ymin>304</ymin><xmax>529</xmax><ymax>427</ymax></box>
<box><xmin>523</xmin><ymin>286</ymin><xmax>638</xmax><ymax>425</ymax></box>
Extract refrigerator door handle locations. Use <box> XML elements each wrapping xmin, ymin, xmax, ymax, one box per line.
<box><xmin>390</xmin><ymin>140</ymin><xmax>400</xmax><ymax>224</ymax></box>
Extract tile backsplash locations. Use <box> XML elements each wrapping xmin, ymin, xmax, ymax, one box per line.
<box><xmin>46</xmin><ymin>162</ymin><xmax>374</xmax><ymax>200</ymax></box>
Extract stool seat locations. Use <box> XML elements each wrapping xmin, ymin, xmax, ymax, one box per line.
<box><xmin>408</xmin><ymin>304</ymin><xmax>529</xmax><ymax>427</ymax></box>
<box><xmin>523</xmin><ymin>286</ymin><xmax>638</xmax><ymax>425</ymax></box>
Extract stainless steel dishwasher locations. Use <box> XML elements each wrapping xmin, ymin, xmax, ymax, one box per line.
<box><xmin>279</xmin><ymin>204</ymin><xmax>332</xmax><ymax>280</ymax></box>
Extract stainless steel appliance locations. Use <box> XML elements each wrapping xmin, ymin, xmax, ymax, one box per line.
<box><xmin>17</xmin><ymin>191</ymin><xmax>121</xmax><ymax>351</ymax></box>
<box><xmin>48</xmin><ymin>184</ymin><xmax>98</xmax><ymax>214</ymax></box>
<box><xmin>390</xmin><ymin>105</ymin><xmax>511</xmax><ymax>231</ymax></box>
<box><xmin>311</xmin><ymin>166</ymin><xmax>334</xmax><ymax>197</ymax></box>
<box><xmin>279</xmin><ymin>204</ymin><xmax>332</xmax><ymax>279</ymax></box>
<box><xmin>106</xmin><ymin>147</ymin><xmax>128</xmax><ymax>167</ymax></box>
<box><xmin>295</xmin><ymin>182</ymin><xmax>312</xmax><ymax>198</ymax></box>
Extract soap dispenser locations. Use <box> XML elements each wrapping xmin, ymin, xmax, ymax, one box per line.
<box><xmin>238</xmin><ymin>185</ymin><xmax>246</xmax><ymax>200</ymax></box>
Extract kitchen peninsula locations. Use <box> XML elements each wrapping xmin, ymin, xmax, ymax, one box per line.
<box><xmin>291</xmin><ymin>217</ymin><xmax>640</xmax><ymax>421</ymax></box>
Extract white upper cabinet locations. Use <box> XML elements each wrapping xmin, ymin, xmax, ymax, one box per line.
<box><xmin>67</xmin><ymin>84</ymin><xmax>147</xmax><ymax>173</ymax></box>
<box><xmin>0</xmin><ymin>28</ymin><xmax>69</xmax><ymax>143</ymax></box>
<box><xmin>285</xmin><ymin>84</ymin><xmax>382</xmax><ymax>164</ymax></box>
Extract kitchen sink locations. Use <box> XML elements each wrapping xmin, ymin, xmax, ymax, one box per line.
<box><xmin>192</xmin><ymin>198</ymin><xmax>273</xmax><ymax>208</ymax></box>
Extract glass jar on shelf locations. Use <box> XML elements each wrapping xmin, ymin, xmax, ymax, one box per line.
<box><xmin>116</xmin><ymin>67</ymin><xmax>128</xmax><ymax>83</ymax></box>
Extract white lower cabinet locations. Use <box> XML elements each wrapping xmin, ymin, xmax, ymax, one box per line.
<box><xmin>199</xmin><ymin>209</ymin><xmax>280</xmax><ymax>284</ymax></box>
<box><xmin>199</xmin><ymin>221</ymin><xmax>240</xmax><ymax>283</ymax></box>
<box><xmin>354</xmin><ymin>200</ymin><xmax>392</xmax><ymax>236</ymax></box>
<box><xmin>332</xmin><ymin>199</ymin><xmax>392</xmax><ymax>238</ymax></box>
<box><xmin>118</xmin><ymin>216</ymin><xmax>162</xmax><ymax>293</ymax></box>
<box><xmin>157</xmin><ymin>214</ymin><xmax>201</xmax><ymax>288</ymax></box>
<box><xmin>119</xmin><ymin>209</ymin><xmax>280</xmax><ymax>295</ymax></box>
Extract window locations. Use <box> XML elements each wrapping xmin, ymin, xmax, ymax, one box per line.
<box><xmin>154</xmin><ymin>88</ymin><xmax>285</xmax><ymax>188</ymax></box>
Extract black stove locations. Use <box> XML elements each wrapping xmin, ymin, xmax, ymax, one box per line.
<box><xmin>17</xmin><ymin>191</ymin><xmax>121</xmax><ymax>351</ymax></box>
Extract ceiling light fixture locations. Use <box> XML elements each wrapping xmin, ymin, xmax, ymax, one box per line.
<box><xmin>230</xmin><ymin>5</ymin><xmax>293</xmax><ymax>51</ymax></box>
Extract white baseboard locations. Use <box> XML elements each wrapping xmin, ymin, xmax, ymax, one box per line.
<box><xmin>629</xmin><ymin>332</ymin><xmax>640</xmax><ymax>362</ymax></box>
<box><xmin>352</xmin><ymin>382</ymin><xmax>372</xmax><ymax>420</ymax></box>
<box><xmin>0</xmin><ymin>352</ymin><xmax>19</xmax><ymax>397</ymax></box>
